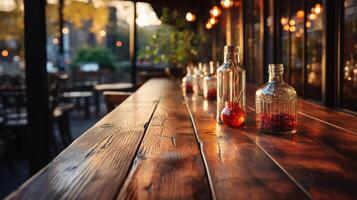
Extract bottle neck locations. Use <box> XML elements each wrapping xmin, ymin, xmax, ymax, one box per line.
<box><xmin>224</xmin><ymin>52</ymin><xmax>239</xmax><ymax>64</ymax></box>
<box><xmin>268</xmin><ymin>65</ymin><xmax>284</xmax><ymax>82</ymax></box>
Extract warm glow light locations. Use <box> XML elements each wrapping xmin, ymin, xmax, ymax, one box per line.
<box><xmin>186</xmin><ymin>12</ymin><xmax>196</xmax><ymax>22</ymax></box>
<box><xmin>210</xmin><ymin>6</ymin><xmax>221</xmax><ymax>17</ymax></box>
<box><xmin>281</xmin><ymin>17</ymin><xmax>288</xmax><ymax>25</ymax></box>
<box><xmin>99</xmin><ymin>30</ymin><xmax>106</xmax><ymax>37</ymax></box>
<box><xmin>283</xmin><ymin>25</ymin><xmax>290</xmax><ymax>31</ymax></box>
<box><xmin>62</xmin><ymin>27</ymin><xmax>69</xmax><ymax>34</ymax></box>
<box><xmin>220</xmin><ymin>0</ymin><xmax>234</xmax><ymax>9</ymax></box>
<box><xmin>209</xmin><ymin>17</ymin><xmax>217</xmax><ymax>25</ymax></box>
<box><xmin>289</xmin><ymin>19</ymin><xmax>296</xmax><ymax>26</ymax></box>
<box><xmin>296</xmin><ymin>10</ymin><xmax>304</xmax><ymax>19</ymax></box>
<box><xmin>1</xmin><ymin>50</ymin><xmax>9</xmax><ymax>57</ymax></box>
<box><xmin>289</xmin><ymin>26</ymin><xmax>296</xmax><ymax>32</ymax></box>
<box><xmin>116</xmin><ymin>41</ymin><xmax>122</xmax><ymax>47</ymax></box>
<box><xmin>306</xmin><ymin>21</ymin><xmax>312</xmax><ymax>28</ymax></box>
<box><xmin>206</xmin><ymin>22</ymin><xmax>212</xmax><ymax>29</ymax></box>
<box><xmin>309</xmin><ymin>13</ymin><xmax>317</xmax><ymax>20</ymax></box>
<box><xmin>52</xmin><ymin>38</ymin><xmax>59</xmax><ymax>45</ymax></box>
<box><xmin>315</xmin><ymin>4</ymin><xmax>322</xmax><ymax>14</ymax></box>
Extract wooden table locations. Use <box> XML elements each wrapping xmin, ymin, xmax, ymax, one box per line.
<box><xmin>6</xmin><ymin>79</ymin><xmax>357</xmax><ymax>200</ymax></box>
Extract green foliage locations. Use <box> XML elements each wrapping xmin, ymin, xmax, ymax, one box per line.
<box><xmin>71</xmin><ymin>47</ymin><xmax>116</xmax><ymax>70</ymax></box>
<box><xmin>138</xmin><ymin>8</ymin><xmax>207</xmax><ymax>68</ymax></box>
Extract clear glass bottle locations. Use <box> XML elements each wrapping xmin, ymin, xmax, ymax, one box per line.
<box><xmin>193</xmin><ymin>66</ymin><xmax>204</xmax><ymax>95</ymax></box>
<box><xmin>255</xmin><ymin>64</ymin><xmax>297</xmax><ymax>134</ymax></box>
<box><xmin>182</xmin><ymin>66</ymin><xmax>194</xmax><ymax>93</ymax></box>
<box><xmin>217</xmin><ymin>46</ymin><xmax>246</xmax><ymax>127</ymax></box>
<box><xmin>203</xmin><ymin>61</ymin><xmax>217</xmax><ymax>100</ymax></box>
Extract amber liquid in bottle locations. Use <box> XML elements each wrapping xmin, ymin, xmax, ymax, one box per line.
<box><xmin>217</xmin><ymin>46</ymin><xmax>246</xmax><ymax>127</ymax></box>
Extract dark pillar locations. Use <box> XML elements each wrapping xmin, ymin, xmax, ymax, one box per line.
<box><xmin>58</xmin><ymin>0</ymin><xmax>65</xmax><ymax>71</ymax></box>
<box><xmin>24</xmin><ymin>0</ymin><xmax>50</xmax><ymax>174</ymax></box>
<box><xmin>130</xmin><ymin>1</ymin><xmax>137</xmax><ymax>85</ymax></box>
<box><xmin>323</xmin><ymin>0</ymin><xmax>339</xmax><ymax>107</ymax></box>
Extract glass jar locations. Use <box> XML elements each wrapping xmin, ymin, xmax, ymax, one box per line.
<box><xmin>182</xmin><ymin>66</ymin><xmax>194</xmax><ymax>93</ymax></box>
<box><xmin>255</xmin><ymin>64</ymin><xmax>297</xmax><ymax>134</ymax></box>
<box><xmin>203</xmin><ymin>61</ymin><xmax>217</xmax><ymax>100</ymax></box>
<box><xmin>193</xmin><ymin>66</ymin><xmax>204</xmax><ymax>95</ymax></box>
<box><xmin>217</xmin><ymin>46</ymin><xmax>246</xmax><ymax>127</ymax></box>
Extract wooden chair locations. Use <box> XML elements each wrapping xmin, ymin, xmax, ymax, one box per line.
<box><xmin>103</xmin><ymin>91</ymin><xmax>132</xmax><ymax>113</ymax></box>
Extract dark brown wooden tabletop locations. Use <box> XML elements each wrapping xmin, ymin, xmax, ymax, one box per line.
<box><xmin>6</xmin><ymin>78</ymin><xmax>357</xmax><ymax>200</ymax></box>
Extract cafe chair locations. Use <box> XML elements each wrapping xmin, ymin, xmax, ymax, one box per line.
<box><xmin>103</xmin><ymin>91</ymin><xmax>132</xmax><ymax>113</ymax></box>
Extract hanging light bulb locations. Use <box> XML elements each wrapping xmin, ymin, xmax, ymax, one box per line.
<box><xmin>315</xmin><ymin>4</ymin><xmax>322</xmax><ymax>14</ymax></box>
<box><xmin>209</xmin><ymin>17</ymin><xmax>217</xmax><ymax>25</ymax></box>
<box><xmin>206</xmin><ymin>22</ymin><xmax>212</xmax><ymax>29</ymax></box>
<box><xmin>186</xmin><ymin>12</ymin><xmax>196</xmax><ymax>22</ymax></box>
<box><xmin>210</xmin><ymin>6</ymin><xmax>221</xmax><ymax>17</ymax></box>
<box><xmin>281</xmin><ymin>17</ymin><xmax>288</xmax><ymax>25</ymax></box>
<box><xmin>220</xmin><ymin>0</ymin><xmax>234</xmax><ymax>9</ymax></box>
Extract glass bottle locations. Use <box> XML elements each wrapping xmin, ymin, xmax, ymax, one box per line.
<box><xmin>255</xmin><ymin>64</ymin><xmax>297</xmax><ymax>134</ymax></box>
<box><xmin>217</xmin><ymin>46</ymin><xmax>246</xmax><ymax>127</ymax></box>
<box><xmin>203</xmin><ymin>61</ymin><xmax>217</xmax><ymax>100</ymax></box>
<box><xmin>193</xmin><ymin>66</ymin><xmax>204</xmax><ymax>95</ymax></box>
<box><xmin>182</xmin><ymin>66</ymin><xmax>194</xmax><ymax>93</ymax></box>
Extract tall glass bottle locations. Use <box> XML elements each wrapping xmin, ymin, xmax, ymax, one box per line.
<box><xmin>203</xmin><ymin>61</ymin><xmax>217</xmax><ymax>100</ymax></box>
<box><xmin>193</xmin><ymin>66</ymin><xmax>204</xmax><ymax>95</ymax></box>
<box><xmin>255</xmin><ymin>64</ymin><xmax>297</xmax><ymax>134</ymax></box>
<box><xmin>217</xmin><ymin>46</ymin><xmax>246</xmax><ymax>127</ymax></box>
<box><xmin>182</xmin><ymin>66</ymin><xmax>194</xmax><ymax>93</ymax></box>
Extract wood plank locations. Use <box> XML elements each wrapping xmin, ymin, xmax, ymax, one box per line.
<box><xmin>246</xmin><ymin>84</ymin><xmax>357</xmax><ymax>161</ymax></box>
<box><xmin>243</xmin><ymin>109</ymin><xmax>357</xmax><ymax>200</ymax></box>
<box><xmin>117</xmin><ymin>83</ymin><xmax>212</xmax><ymax>199</ymax></box>
<box><xmin>240</xmin><ymin>84</ymin><xmax>357</xmax><ymax>199</ymax></box>
<box><xmin>6</xmin><ymin>79</ymin><xmax>168</xmax><ymax>200</ymax></box>
<box><xmin>185</xmin><ymin>96</ymin><xmax>309</xmax><ymax>200</ymax></box>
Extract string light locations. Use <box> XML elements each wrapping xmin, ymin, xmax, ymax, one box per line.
<box><xmin>289</xmin><ymin>19</ymin><xmax>296</xmax><ymax>26</ymax></box>
<box><xmin>186</xmin><ymin>12</ymin><xmax>196</xmax><ymax>22</ymax></box>
<box><xmin>116</xmin><ymin>41</ymin><xmax>122</xmax><ymax>47</ymax></box>
<box><xmin>209</xmin><ymin>17</ymin><xmax>217</xmax><ymax>25</ymax></box>
<box><xmin>1</xmin><ymin>50</ymin><xmax>9</xmax><ymax>57</ymax></box>
<box><xmin>283</xmin><ymin>25</ymin><xmax>290</xmax><ymax>31</ymax></box>
<box><xmin>210</xmin><ymin>6</ymin><xmax>221</xmax><ymax>17</ymax></box>
<box><xmin>99</xmin><ymin>30</ymin><xmax>106</xmax><ymax>37</ymax></box>
<box><xmin>315</xmin><ymin>4</ymin><xmax>322</xmax><ymax>14</ymax></box>
<box><xmin>296</xmin><ymin>10</ymin><xmax>304</xmax><ymax>19</ymax></box>
<box><xmin>206</xmin><ymin>22</ymin><xmax>212</xmax><ymax>29</ymax></box>
<box><xmin>62</xmin><ymin>27</ymin><xmax>69</xmax><ymax>34</ymax></box>
<box><xmin>289</xmin><ymin>26</ymin><xmax>296</xmax><ymax>32</ymax></box>
<box><xmin>281</xmin><ymin>17</ymin><xmax>288</xmax><ymax>25</ymax></box>
<box><xmin>220</xmin><ymin>0</ymin><xmax>234</xmax><ymax>9</ymax></box>
<box><xmin>309</xmin><ymin>13</ymin><xmax>317</xmax><ymax>20</ymax></box>
<box><xmin>306</xmin><ymin>21</ymin><xmax>312</xmax><ymax>28</ymax></box>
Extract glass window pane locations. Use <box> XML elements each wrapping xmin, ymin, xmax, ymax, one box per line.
<box><xmin>289</xmin><ymin>0</ymin><xmax>304</xmax><ymax>95</ymax></box>
<box><xmin>305</xmin><ymin>0</ymin><xmax>323</xmax><ymax>101</ymax></box>
<box><xmin>342</xmin><ymin>0</ymin><xmax>357</xmax><ymax>111</ymax></box>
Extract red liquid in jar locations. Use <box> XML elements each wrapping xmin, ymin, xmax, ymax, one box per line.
<box><xmin>258</xmin><ymin>113</ymin><xmax>297</xmax><ymax>133</ymax></box>
<box><xmin>206</xmin><ymin>88</ymin><xmax>216</xmax><ymax>100</ymax></box>
<box><xmin>185</xmin><ymin>83</ymin><xmax>193</xmax><ymax>93</ymax></box>
<box><xmin>221</xmin><ymin>102</ymin><xmax>245</xmax><ymax>127</ymax></box>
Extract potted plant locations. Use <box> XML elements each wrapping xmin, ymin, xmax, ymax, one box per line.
<box><xmin>138</xmin><ymin>8</ymin><xmax>206</xmax><ymax>77</ymax></box>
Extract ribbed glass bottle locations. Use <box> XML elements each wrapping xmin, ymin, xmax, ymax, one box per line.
<box><xmin>255</xmin><ymin>64</ymin><xmax>297</xmax><ymax>134</ymax></box>
<box><xmin>217</xmin><ymin>46</ymin><xmax>246</xmax><ymax>127</ymax></box>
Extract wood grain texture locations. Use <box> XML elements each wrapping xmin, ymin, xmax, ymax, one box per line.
<box><xmin>185</xmin><ymin>96</ymin><xmax>308</xmax><ymax>200</ymax></box>
<box><xmin>117</xmin><ymin>84</ymin><xmax>211</xmax><ymax>200</ymax></box>
<box><xmin>6</xmin><ymin>79</ymin><xmax>170</xmax><ymax>200</ymax></box>
<box><xmin>246</xmin><ymin>84</ymin><xmax>357</xmax><ymax>161</ymax></box>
